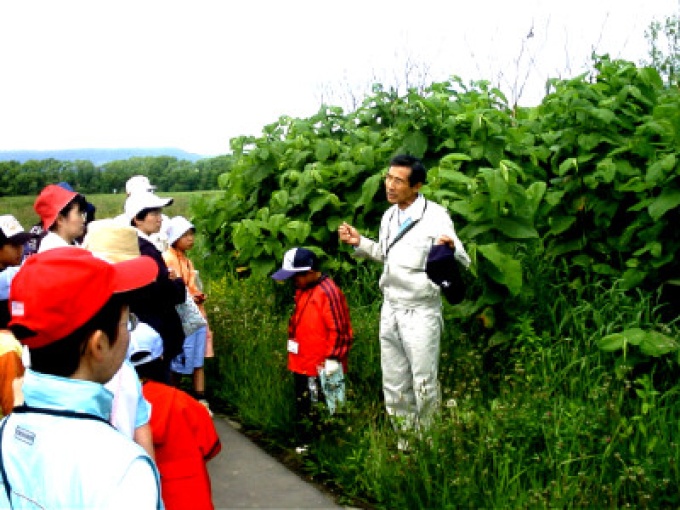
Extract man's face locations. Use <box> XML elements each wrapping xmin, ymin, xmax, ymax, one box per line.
<box><xmin>0</xmin><ymin>242</ymin><xmax>24</xmax><ymax>269</ymax></box>
<box><xmin>385</xmin><ymin>165</ymin><xmax>422</xmax><ymax>208</ymax></box>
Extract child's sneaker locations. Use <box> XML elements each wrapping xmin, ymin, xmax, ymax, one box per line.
<box><xmin>294</xmin><ymin>444</ymin><xmax>309</xmax><ymax>455</ymax></box>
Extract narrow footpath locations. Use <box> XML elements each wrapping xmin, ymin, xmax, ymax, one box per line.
<box><xmin>209</xmin><ymin>414</ymin><xmax>344</xmax><ymax>509</ymax></box>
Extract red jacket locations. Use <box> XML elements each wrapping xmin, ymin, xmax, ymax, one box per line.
<box><xmin>143</xmin><ymin>381</ymin><xmax>221</xmax><ymax>510</ymax></box>
<box><xmin>287</xmin><ymin>275</ymin><xmax>353</xmax><ymax>376</ymax></box>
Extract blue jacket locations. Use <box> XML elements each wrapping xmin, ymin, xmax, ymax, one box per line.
<box><xmin>0</xmin><ymin>369</ymin><xmax>162</xmax><ymax>509</ymax></box>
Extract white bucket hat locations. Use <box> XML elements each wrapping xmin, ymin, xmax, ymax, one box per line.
<box><xmin>124</xmin><ymin>191</ymin><xmax>173</xmax><ymax>223</ymax></box>
<box><xmin>166</xmin><ymin>216</ymin><xmax>195</xmax><ymax>247</ymax></box>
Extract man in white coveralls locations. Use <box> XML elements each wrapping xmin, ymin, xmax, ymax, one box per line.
<box><xmin>338</xmin><ymin>154</ymin><xmax>470</xmax><ymax>440</ymax></box>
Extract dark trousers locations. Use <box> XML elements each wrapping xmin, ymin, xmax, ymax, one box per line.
<box><xmin>293</xmin><ymin>372</ymin><xmax>324</xmax><ymax>444</ymax></box>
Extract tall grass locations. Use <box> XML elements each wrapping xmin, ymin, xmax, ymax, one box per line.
<box><xmin>204</xmin><ymin>255</ymin><xmax>680</xmax><ymax>508</ymax></box>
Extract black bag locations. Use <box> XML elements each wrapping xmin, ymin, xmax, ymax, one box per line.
<box><xmin>426</xmin><ymin>244</ymin><xmax>466</xmax><ymax>305</ymax></box>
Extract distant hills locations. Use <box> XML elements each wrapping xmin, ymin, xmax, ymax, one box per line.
<box><xmin>0</xmin><ymin>148</ymin><xmax>207</xmax><ymax>165</ymax></box>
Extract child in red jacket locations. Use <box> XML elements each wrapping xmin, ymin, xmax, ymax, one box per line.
<box><xmin>272</xmin><ymin>247</ymin><xmax>354</xmax><ymax>451</ymax></box>
<box><xmin>130</xmin><ymin>333</ymin><xmax>221</xmax><ymax>510</ymax></box>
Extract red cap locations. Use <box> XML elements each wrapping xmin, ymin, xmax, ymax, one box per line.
<box><xmin>34</xmin><ymin>184</ymin><xmax>79</xmax><ymax>230</ymax></box>
<box><xmin>9</xmin><ymin>247</ymin><xmax>158</xmax><ymax>349</ymax></box>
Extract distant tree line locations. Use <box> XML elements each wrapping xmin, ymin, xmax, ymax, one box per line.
<box><xmin>0</xmin><ymin>155</ymin><xmax>230</xmax><ymax>196</ymax></box>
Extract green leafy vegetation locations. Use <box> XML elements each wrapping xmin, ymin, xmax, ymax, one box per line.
<box><xmin>196</xmin><ymin>55</ymin><xmax>680</xmax><ymax>339</ymax></box>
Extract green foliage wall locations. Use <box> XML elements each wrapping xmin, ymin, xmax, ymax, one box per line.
<box><xmin>195</xmin><ymin>56</ymin><xmax>680</xmax><ymax>344</ymax></box>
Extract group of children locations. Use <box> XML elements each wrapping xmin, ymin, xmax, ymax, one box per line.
<box><xmin>0</xmin><ymin>173</ymin><xmax>357</xmax><ymax>506</ymax></box>
<box><xmin>0</xmin><ymin>175</ymin><xmax>220</xmax><ymax>509</ymax></box>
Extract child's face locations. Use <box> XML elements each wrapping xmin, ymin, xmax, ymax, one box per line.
<box><xmin>0</xmin><ymin>242</ymin><xmax>24</xmax><ymax>270</ymax></box>
<box><xmin>292</xmin><ymin>270</ymin><xmax>316</xmax><ymax>289</ymax></box>
<box><xmin>175</xmin><ymin>230</ymin><xmax>195</xmax><ymax>251</ymax></box>
<box><xmin>56</xmin><ymin>206</ymin><xmax>86</xmax><ymax>243</ymax></box>
<box><xmin>100</xmin><ymin>306</ymin><xmax>133</xmax><ymax>384</ymax></box>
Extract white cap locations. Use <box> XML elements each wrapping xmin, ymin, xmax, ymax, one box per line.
<box><xmin>0</xmin><ymin>215</ymin><xmax>33</xmax><ymax>245</ymax></box>
<box><xmin>124</xmin><ymin>191</ymin><xmax>173</xmax><ymax>222</ymax></box>
<box><xmin>166</xmin><ymin>216</ymin><xmax>195</xmax><ymax>247</ymax></box>
<box><xmin>126</xmin><ymin>175</ymin><xmax>156</xmax><ymax>195</ymax></box>
<box><xmin>127</xmin><ymin>322</ymin><xmax>164</xmax><ymax>366</ymax></box>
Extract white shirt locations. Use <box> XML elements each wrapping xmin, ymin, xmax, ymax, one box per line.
<box><xmin>37</xmin><ymin>232</ymin><xmax>78</xmax><ymax>253</ymax></box>
<box><xmin>387</xmin><ymin>194</ymin><xmax>426</xmax><ymax>247</ymax></box>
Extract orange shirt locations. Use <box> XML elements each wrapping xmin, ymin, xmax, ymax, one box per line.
<box><xmin>0</xmin><ymin>330</ymin><xmax>24</xmax><ymax>416</ymax></box>
<box><xmin>163</xmin><ymin>247</ymin><xmax>213</xmax><ymax>357</ymax></box>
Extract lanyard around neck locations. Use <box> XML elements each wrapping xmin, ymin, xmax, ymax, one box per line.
<box><xmin>383</xmin><ymin>199</ymin><xmax>428</xmax><ymax>257</ymax></box>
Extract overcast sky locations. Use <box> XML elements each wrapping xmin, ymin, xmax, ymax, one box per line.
<box><xmin>0</xmin><ymin>0</ymin><xmax>677</xmax><ymax>157</ymax></box>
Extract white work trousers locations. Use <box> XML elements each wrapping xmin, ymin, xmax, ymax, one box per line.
<box><xmin>379</xmin><ymin>299</ymin><xmax>442</xmax><ymax>430</ymax></box>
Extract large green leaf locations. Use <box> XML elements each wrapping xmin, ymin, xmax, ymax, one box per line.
<box><xmin>477</xmin><ymin>243</ymin><xmax>522</xmax><ymax>295</ymax></box>
<box><xmin>440</xmin><ymin>153</ymin><xmax>473</xmax><ymax>164</ymax></box>
<box><xmin>597</xmin><ymin>328</ymin><xmax>646</xmax><ymax>351</ymax></box>
<box><xmin>281</xmin><ymin>220</ymin><xmax>311</xmax><ymax>243</ymax></box>
<box><xmin>249</xmin><ymin>258</ymin><xmax>277</xmax><ymax>279</ymax></box>
<box><xmin>402</xmin><ymin>132</ymin><xmax>428</xmax><ymax>158</ymax></box>
<box><xmin>354</xmin><ymin>173</ymin><xmax>383</xmax><ymax>210</ymax></box>
<box><xmin>548</xmin><ymin>215</ymin><xmax>576</xmax><ymax>236</ymax></box>
<box><xmin>492</xmin><ymin>217</ymin><xmax>538</xmax><ymax>239</ymax></box>
<box><xmin>639</xmin><ymin>331</ymin><xmax>679</xmax><ymax>357</ymax></box>
<box><xmin>481</xmin><ymin>168</ymin><xmax>509</xmax><ymax>202</ymax></box>
<box><xmin>645</xmin><ymin>154</ymin><xmax>676</xmax><ymax>185</ymax></box>
<box><xmin>315</xmin><ymin>140</ymin><xmax>332</xmax><ymax>162</ymax></box>
<box><xmin>598</xmin><ymin>328</ymin><xmax>679</xmax><ymax>357</ymax></box>
<box><xmin>647</xmin><ymin>187</ymin><xmax>680</xmax><ymax>221</ymax></box>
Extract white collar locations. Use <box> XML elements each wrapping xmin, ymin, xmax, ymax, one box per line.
<box><xmin>136</xmin><ymin>229</ymin><xmax>153</xmax><ymax>242</ymax></box>
<box><xmin>397</xmin><ymin>193</ymin><xmax>424</xmax><ymax>221</ymax></box>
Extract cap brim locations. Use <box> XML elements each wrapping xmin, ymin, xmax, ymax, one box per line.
<box><xmin>111</xmin><ymin>255</ymin><xmax>158</xmax><ymax>293</ymax></box>
<box><xmin>7</xmin><ymin>232</ymin><xmax>35</xmax><ymax>245</ymax></box>
<box><xmin>151</xmin><ymin>197</ymin><xmax>173</xmax><ymax>208</ymax></box>
<box><xmin>130</xmin><ymin>350</ymin><xmax>153</xmax><ymax>366</ymax></box>
<box><xmin>271</xmin><ymin>268</ymin><xmax>304</xmax><ymax>281</ymax></box>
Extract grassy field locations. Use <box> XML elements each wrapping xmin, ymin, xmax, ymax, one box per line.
<box><xmin>0</xmin><ymin>190</ymin><xmax>221</xmax><ymax>229</ymax></box>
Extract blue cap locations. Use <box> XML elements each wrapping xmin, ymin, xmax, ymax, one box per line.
<box><xmin>271</xmin><ymin>248</ymin><xmax>316</xmax><ymax>280</ymax></box>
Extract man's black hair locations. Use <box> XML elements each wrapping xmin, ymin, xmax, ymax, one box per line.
<box><xmin>389</xmin><ymin>154</ymin><xmax>427</xmax><ymax>187</ymax></box>
<box><xmin>11</xmin><ymin>294</ymin><xmax>126</xmax><ymax>378</ymax></box>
